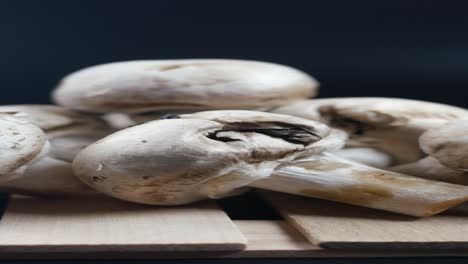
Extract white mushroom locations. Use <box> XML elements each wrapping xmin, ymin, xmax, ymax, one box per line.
<box><xmin>332</xmin><ymin>147</ymin><xmax>393</xmax><ymax>168</ymax></box>
<box><xmin>387</xmin><ymin>121</ymin><xmax>468</xmax><ymax>185</ymax></box>
<box><xmin>0</xmin><ymin>106</ymin><xmax>110</xmax><ymax>197</ymax></box>
<box><xmin>0</xmin><ymin>157</ymin><xmax>98</xmax><ymax>197</ymax></box>
<box><xmin>272</xmin><ymin>98</ymin><xmax>468</xmax><ymax>165</ymax></box>
<box><xmin>0</xmin><ymin>113</ymin><xmax>47</xmax><ymax>182</ymax></box>
<box><xmin>419</xmin><ymin>120</ymin><xmax>468</xmax><ymax>171</ymax></box>
<box><xmin>390</xmin><ymin>156</ymin><xmax>468</xmax><ymax>185</ymax></box>
<box><xmin>73</xmin><ymin>110</ymin><xmax>468</xmax><ymax>217</ymax></box>
<box><xmin>0</xmin><ymin>105</ymin><xmax>111</xmax><ymax>161</ymax></box>
<box><xmin>52</xmin><ymin>60</ymin><xmax>318</xmax><ymax>123</ymax></box>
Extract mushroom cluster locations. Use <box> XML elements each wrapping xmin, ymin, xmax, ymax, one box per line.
<box><xmin>2</xmin><ymin>59</ymin><xmax>468</xmax><ymax>217</ymax></box>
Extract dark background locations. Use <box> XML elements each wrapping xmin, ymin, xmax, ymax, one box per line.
<box><xmin>1</xmin><ymin>0</ymin><xmax>468</xmax><ymax>107</ymax></box>
<box><xmin>1</xmin><ymin>1</ymin><xmax>468</xmax><ymax>263</ymax></box>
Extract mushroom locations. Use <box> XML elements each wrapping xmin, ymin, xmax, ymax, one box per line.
<box><xmin>0</xmin><ymin>105</ymin><xmax>110</xmax><ymax>197</ymax></box>
<box><xmin>331</xmin><ymin>147</ymin><xmax>393</xmax><ymax>169</ymax></box>
<box><xmin>73</xmin><ymin>110</ymin><xmax>468</xmax><ymax>217</ymax></box>
<box><xmin>420</xmin><ymin>120</ymin><xmax>468</xmax><ymax>171</ymax></box>
<box><xmin>52</xmin><ymin>59</ymin><xmax>318</xmax><ymax>127</ymax></box>
<box><xmin>271</xmin><ymin>98</ymin><xmax>468</xmax><ymax>165</ymax></box>
<box><xmin>389</xmin><ymin>121</ymin><xmax>468</xmax><ymax>185</ymax></box>
<box><xmin>0</xmin><ymin>157</ymin><xmax>98</xmax><ymax>197</ymax></box>
<box><xmin>390</xmin><ymin>156</ymin><xmax>468</xmax><ymax>185</ymax></box>
<box><xmin>0</xmin><ymin>105</ymin><xmax>111</xmax><ymax>161</ymax></box>
<box><xmin>0</xmin><ymin>113</ymin><xmax>48</xmax><ymax>182</ymax></box>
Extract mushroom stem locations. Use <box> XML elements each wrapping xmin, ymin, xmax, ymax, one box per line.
<box><xmin>249</xmin><ymin>152</ymin><xmax>468</xmax><ymax>217</ymax></box>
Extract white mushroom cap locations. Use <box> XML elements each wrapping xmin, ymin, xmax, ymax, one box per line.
<box><xmin>273</xmin><ymin>98</ymin><xmax>468</xmax><ymax>124</ymax></box>
<box><xmin>272</xmin><ymin>98</ymin><xmax>468</xmax><ymax>164</ymax></box>
<box><xmin>52</xmin><ymin>59</ymin><xmax>318</xmax><ymax>113</ymax></box>
<box><xmin>0</xmin><ymin>113</ymin><xmax>47</xmax><ymax>181</ymax></box>
<box><xmin>0</xmin><ymin>105</ymin><xmax>111</xmax><ymax>162</ymax></box>
<box><xmin>0</xmin><ymin>105</ymin><xmax>108</xmax><ymax>136</ymax></box>
<box><xmin>420</xmin><ymin>120</ymin><xmax>468</xmax><ymax>171</ymax></box>
<box><xmin>73</xmin><ymin>111</ymin><xmax>330</xmax><ymax>205</ymax></box>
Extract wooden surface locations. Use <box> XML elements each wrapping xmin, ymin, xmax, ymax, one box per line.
<box><xmin>233</xmin><ymin>220</ymin><xmax>318</xmax><ymax>257</ymax></box>
<box><xmin>1</xmin><ymin>195</ymin><xmax>468</xmax><ymax>259</ymax></box>
<box><xmin>1</xmin><ymin>218</ymin><xmax>468</xmax><ymax>259</ymax></box>
<box><xmin>260</xmin><ymin>191</ymin><xmax>468</xmax><ymax>249</ymax></box>
<box><xmin>0</xmin><ymin>196</ymin><xmax>246</xmax><ymax>252</ymax></box>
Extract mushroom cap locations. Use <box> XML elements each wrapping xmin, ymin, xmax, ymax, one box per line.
<box><xmin>272</xmin><ymin>98</ymin><xmax>468</xmax><ymax>164</ymax></box>
<box><xmin>73</xmin><ymin>111</ymin><xmax>333</xmax><ymax>205</ymax></box>
<box><xmin>273</xmin><ymin>98</ymin><xmax>468</xmax><ymax>128</ymax></box>
<box><xmin>419</xmin><ymin>120</ymin><xmax>468</xmax><ymax>171</ymax></box>
<box><xmin>0</xmin><ymin>105</ymin><xmax>109</xmax><ymax>136</ymax></box>
<box><xmin>0</xmin><ymin>105</ymin><xmax>112</xmax><ymax>162</ymax></box>
<box><xmin>52</xmin><ymin>59</ymin><xmax>318</xmax><ymax>113</ymax></box>
<box><xmin>0</xmin><ymin>113</ymin><xmax>47</xmax><ymax>180</ymax></box>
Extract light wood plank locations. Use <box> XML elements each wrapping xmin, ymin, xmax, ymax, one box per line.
<box><xmin>1</xmin><ymin>216</ymin><xmax>468</xmax><ymax>258</ymax></box>
<box><xmin>260</xmin><ymin>191</ymin><xmax>468</xmax><ymax>249</ymax></box>
<box><xmin>235</xmin><ymin>220</ymin><xmax>315</xmax><ymax>251</ymax></box>
<box><xmin>231</xmin><ymin>220</ymin><xmax>318</xmax><ymax>257</ymax></box>
<box><xmin>0</xmin><ymin>196</ymin><xmax>246</xmax><ymax>252</ymax></box>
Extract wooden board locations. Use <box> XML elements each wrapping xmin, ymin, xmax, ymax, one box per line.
<box><xmin>233</xmin><ymin>220</ymin><xmax>318</xmax><ymax>257</ymax></box>
<box><xmin>260</xmin><ymin>191</ymin><xmax>468</xmax><ymax>249</ymax></box>
<box><xmin>1</xmin><ymin>218</ymin><xmax>468</xmax><ymax>259</ymax></box>
<box><xmin>0</xmin><ymin>196</ymin><xmax>246</xmax><ymax>252</ymax></box>
<box><xmin>1</xmin><ymin>194</ymin><xmax>468</xmax><ymax>259</ymax></box>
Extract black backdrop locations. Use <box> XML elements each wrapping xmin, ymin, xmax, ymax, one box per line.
<box><xmin>1</xmin><ymin>0</ymin><xmax>468</xmax><ymax>107</ymax></box>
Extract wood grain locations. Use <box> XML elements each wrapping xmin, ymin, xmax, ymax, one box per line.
<box><xmin>0</xmin><ymin>196</ymin><xmax>246</xmax><ymax>252</ymax></box>
<box><xmin>1</xmin><ymin>218</ymin><xmax>468</xmax><ymax>259</ymax></box>
<box><xmin>234</xmin><ymin>220</ymin><xmax>317</xmax><ymax>256</ymax></box>
<box><xmin>260</xmin><ymin>191</ymin><xmax>468</xmax><ymax>249</ymax></box>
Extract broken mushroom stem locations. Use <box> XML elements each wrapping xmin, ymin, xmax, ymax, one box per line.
<box><xmin>73</xmin><ymin>110</ymin><xmax>468</xmax><ymax>217</ymax></box>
